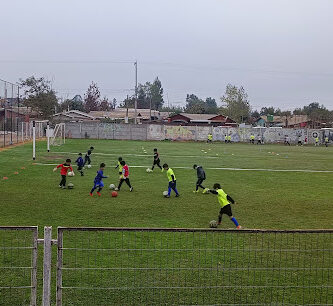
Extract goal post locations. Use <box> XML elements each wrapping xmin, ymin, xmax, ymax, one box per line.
<box><xmin>50</xmin><ymin>123</ymin><xmax>65</xmax><ymax>147</ymax></box>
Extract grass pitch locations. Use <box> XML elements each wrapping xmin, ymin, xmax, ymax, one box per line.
<box><xmin>1</xmin><ymin>139</ymin><xmax>333</xmax><ymax>229</ymax></box>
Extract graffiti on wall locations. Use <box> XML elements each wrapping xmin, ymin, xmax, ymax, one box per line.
<box><xmin>165</xmin><ymin>126</ymin><xmax>195</xmax><ymax>140</ymax></box>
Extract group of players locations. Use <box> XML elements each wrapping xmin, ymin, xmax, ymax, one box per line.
<box><xmin>53</xmin><ymin>146</ymin><xmax>241</xmax><ymax>229</ymax></box>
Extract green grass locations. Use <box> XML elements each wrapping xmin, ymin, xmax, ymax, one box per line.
<box><xmin>1</xmin><ymin>140</ymin><xmax>333</xmax><ymax>305</ymax></box>
<box><xmin>1</xmin><ymin>139</ymin><xmax>333</xmax><ymax>229</ymax></box>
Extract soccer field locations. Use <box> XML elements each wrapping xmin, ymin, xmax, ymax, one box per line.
<box><xmin>1</xmin><ymin>139</ymin><xmax>333</xmax><ymax>229</ymax></box>
<box><xmin>1</xmin><ymin>140</ymin><xmax>333</xmax><ymax>305</ymax></box>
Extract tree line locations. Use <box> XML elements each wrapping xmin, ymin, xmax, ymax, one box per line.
<box><xmin>18</xmin><ymin>76</ymin><xmax>333</xmax><ymax>124</ymax></box>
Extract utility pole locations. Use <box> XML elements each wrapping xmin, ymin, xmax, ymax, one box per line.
<box><xmin>134</xmin><ymin>61</ymin><xmax>138</xmax><ymax>124</ymax></box>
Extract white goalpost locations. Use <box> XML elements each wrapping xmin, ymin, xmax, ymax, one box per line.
<box><xmin>49</xmin><ymin>123</ymin><xmax>66</xmax><ymax>147</ymax></box>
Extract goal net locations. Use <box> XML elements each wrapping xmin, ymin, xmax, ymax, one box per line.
<box><xmin>49</xmin><ymin>123</ymin><xmax>65</xmax><ymax>146</ymax></box>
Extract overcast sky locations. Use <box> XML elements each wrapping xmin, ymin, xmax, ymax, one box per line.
<box><xmin>1</xmin><ymin>0</ymin><xmax>333</xmax><ymax>110</ymax></box>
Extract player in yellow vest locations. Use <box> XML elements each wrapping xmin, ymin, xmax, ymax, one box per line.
<box><xmin>207</xmin><ymin>134</ymin><xmax>213</xmax><ymax>143</ymax></box>
<box><xmin>163</xmin><ymin>163</ymin><xmax>180</xmax><ymax>198</ymax></box>
<box><xmin>315</xmin><ymin>137</ymin><xmax>319</xmax><ymax>146</ymax></box>
<box><xmin>250</xmin><ymin>134</ymin><xmax>255</xmax><ymax>144</ymax></box>
<box><xmin>224</xmin><ymin>135</ymin><xmax>228</xmax><ymax>143</ymax></box>
<box><xmin>208</xmin><ymin>183</ymin><xmax>241</xmax><ymax>229</ymax></box>
<box><xmin>325</xmin><ymin>136</ymin><xmax>329</xmax><ymax>147</ymax></box>
<box><xmin>227</xmin><ymin>135</ymin><xmax>231</xmax><ymax>143</ymax></box>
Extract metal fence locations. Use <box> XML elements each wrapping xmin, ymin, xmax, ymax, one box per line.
<box><xmin>0</xmin><ymin>226</ymin><xmax>38</xmax><ymax>306</ymax></box>
<box><xmin>56</xmin><ymin>227</ymin><xmax>333</xmax><ymax>306</ymax></box>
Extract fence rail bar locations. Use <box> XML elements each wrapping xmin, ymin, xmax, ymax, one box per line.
<box><xmin>57</xmin><ymin>227</ymin><xmax>333</xmax><ymax>233</ymax></box>
<box><xmin>0</xmin><ymin>226</ymin><xmax>38</xmax><ymax>231</ymax></box>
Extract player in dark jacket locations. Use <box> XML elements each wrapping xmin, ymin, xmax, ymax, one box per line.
<box><xmin>193</xmin><ymin>164</ymin><xmax>209</xmax><ymax>193</ymax></box>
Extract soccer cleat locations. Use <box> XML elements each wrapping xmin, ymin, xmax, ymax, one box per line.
<box><xmin>61</xmin><ymin>186</ymin><xmax>66</xmax><ymax>189</ymax></box>
<box><xmin>115</xmin><ymin>188</ymin><xmax>119</xmax><ymax>191</ymax></box>
<box><xmin>97</xmin><ymin>192</ymin><xmax>101</xmax><ymax>197</ymax></box>
<box><xmin>203</xmin><ymin>188</ymin><xmax>209</xmax><ymax>194</ymax></box>
<box><xmin>59</xmin><ymin>185</ymin><xmax>62</xmax><ymax>188</ymax></box>
<box><xmin>130</xmin><ymin>187</ymin><xmax>133</xmax><ymax>192</ymax></box>
<box><xmin>89</xmin><ymin>193</ymin><xmax>93</xmax><ymax>197</ymax></box>
<box><xmin>175</xmin><ymin>194</ymin><xmax>180</xmax><ymax>197</ymax></box>
<box><xmin>236</xmin><ymin>225</ymin><xmax>242</xmax><ymax>229</ymax></box>
<box><xmin>164</xmin><ymin>195</ymin><xmax>170</xmax><ymax>198</ymax></box>
<box><xmin>193</xmin><ymin>190</ymin><xmax>199</xmax><ymax>193</ymax></box>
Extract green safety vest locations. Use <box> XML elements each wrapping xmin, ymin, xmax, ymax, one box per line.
<box><xmin>217</xmin><ymin>189</ymin><xmax>230</xmax><ymax>208</ymax></box>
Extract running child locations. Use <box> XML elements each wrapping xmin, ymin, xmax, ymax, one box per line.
<box><xmin>75</xmin><ymin>153</ymin><xmax>84</xmax><ymax>176</ymax></box>
<box><xmin>208</xmin><ymin>183</ymin><xmax>241</xmax><ymax>229</ymax></box>
<box><xmin>53</xmin><ymin>159</ymin><xmax>73</xmax><ymax>189</ymax></box>
<box><xmin>84</xmin><ymin>146</ymin><xmax>94</xmax><ymax>166</ymax></box>
<box><xmin>152</xmin><ymin>148</ymin><xmax>162</xmax><ymax>171</ymax></box>
<box><xmin>325</xmin><ymin>136</ymin><xmax>329</xmax><ymax>147</ymax></box>
<box><xmin>116</xmin><ymin>161</ymin><xmax>133</xmax><ymax>191</ymax></box>
<box><xmin>193</xmin><ymin>164</ymin><xmax>209</xmax><ymax>193</ymax></box>
<box><xmin>163</xmin><ymin>163</ymin><xmax>180</xmax><ymax>198</ymax></box>
<box><xmin>90</xmin><ymin>163</ymin><xmax>108</xmax><ymax>196</ymax></box>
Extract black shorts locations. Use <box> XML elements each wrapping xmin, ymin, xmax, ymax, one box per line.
<box><xmin>219</xmin><ymin>204</ymin><xmax>232</xmax><ymax>217</ymax></box>
<box><xmin>196</xmin><ymin>178</ymin><xmax>205</xmax><ymax>185</ymax></box>
<box><xmin>153</xmin><ymin>159</ymin><xmax>160</xmax><ymax>165</ymax></box>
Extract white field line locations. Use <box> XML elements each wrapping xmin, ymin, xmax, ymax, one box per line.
<box><xmin>54</xmin><ymin>151</ymin><xmax>219</xmax><ymax>159</ymax></box>
<box><xmin>33</xmin><ymin>163</ymin><xmax>333</xmax><ymax>173</ymax></box>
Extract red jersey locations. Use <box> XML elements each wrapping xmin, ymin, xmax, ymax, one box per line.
<box><xmin>57</xmin><ymin>164</ymin><xmax>73</xmax><ymax>175</ymax></box>
<box><xmin>122</xmin><ymin>165</ymin><xmax>129</xmax><ymax>178</ymax></box>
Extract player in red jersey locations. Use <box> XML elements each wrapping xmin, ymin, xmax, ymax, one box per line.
<box><xmin>53</xmin><ymin>159</ymin><xmax>73</xmax><ymax>189</ymax></box>
<box><xmin>115</xmin><ymin>161</ymin><xmax>133</xmax><ymax>191</ymax></box>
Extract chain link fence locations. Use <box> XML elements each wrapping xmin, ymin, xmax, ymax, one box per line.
<box><xmin>56</xmin><ymin>227</ymin><xmax>333</xmax><ymax>305</ymax></box>
<box><xmin>0</xmin><ymin>226</ymin><xmax>38</xmax><ymax>306</ymax></box>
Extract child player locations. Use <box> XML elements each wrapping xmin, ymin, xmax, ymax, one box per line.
<box><xmin>90</xmin><ymin>163</ymin><xmax>108</xmax><ymax>196</ymax></box>
<box><xmin>84</xmin><ymin>146</ymin><xmax>94</xmax><ymax>166</ymax></box>
<box><xmin>208</xmin><ymin>183</ymin><xmax>241</xmax><ymax>229</ymax></box>
<box><xmin>75</xmin><ymin>153</ymin><xmax>84</xmax><ymax>176</ymax></box>
<box><xmin>193</xmin><ymin>164</ymin><xmax>209</xmax><ymax>193</ymax></box>
<box><xmin>116</xmin><ymin>161</ymin><xmax>133</xmax><ymax>191</ymax></box>
<box><xmin>53</xmin><ymin>159</ymin><xmax>73</xmax><ymax>189</ymax></box>
<box><xmin>163</xmin><ymin>163</ymin><xmax>180</xmax><ymax>198</ymax></box>
<box><xmin>152</xmin><ymin>148</ymin><xmax>162</xmax><ymax>171</ymax></box>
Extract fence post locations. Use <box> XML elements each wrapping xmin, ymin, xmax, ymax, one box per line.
<box><xmin>42</xmin><ymin>226</ymin><xmax>52</xmax><ymax>306</ymax></box>
<box><xmin>30</xmin><ymin>227</ymin><xmax>38</xmax><ymax>306</ymax></box>
<box><xmin>56</xmin><ymin>228</ymin><xmax>63</xmax><ymax>306</ymax></box>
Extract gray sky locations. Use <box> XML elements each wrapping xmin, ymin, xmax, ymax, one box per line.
<box><xmin>1</xmin><ymin>0</ymin><xmax>333</xmax><ymax>110</ymax></box>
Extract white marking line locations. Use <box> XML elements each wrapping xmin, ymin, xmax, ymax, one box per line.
<box><xmin>54</xmin><ymin>151</ymin><xmax>219</xmax><ymax>159</ymax></box>
<box><xmin>33</xmin><ymin>163</ymin><xmax>333</xmax><ymax>173</ymax></box>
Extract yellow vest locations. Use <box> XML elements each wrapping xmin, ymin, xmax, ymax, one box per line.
<box><xmin>217</xmin><ymin>189</ymin><xmax>230</xmax><ymax>208</ymax></box>
<box><xmin>315</xmin><ymin>137</ymin><xmax>319</xmax><ymax>142</ymax></box>
<box><xmin>118</xmin><ymin>161</ymin><xmax>123</xmax><ymax>172</ymax></box>
<box><xmin>208</xmin><ymin>134</ymin><xmax>213</xmax><ymax>140</ymax></box>
<box><xmin>228</xmin><ymin>136</ymin><xmax>231</xmax><ymax>140</ymax></box>
<box><xmin>166</xmin><ymin>168</ymin><xmax>176</xmax><ymax>182</ymax></box>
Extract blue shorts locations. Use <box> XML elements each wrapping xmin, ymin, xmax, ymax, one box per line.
<box><xmin>93</xmin><ymin>181</ymin><xmax>104</xmax><ymax>188</ymax></box>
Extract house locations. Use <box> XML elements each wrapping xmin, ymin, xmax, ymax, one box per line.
<box><xmin>167</xmin><ymin>113</ymin><xmax>236</xmax><ymax>126</ymax></box>
<box><xmin>89</xmin><ymin>108</ymin><xmax>169</xmax><ymax>123</ymax></box>
<box><xmin>52</xmin><ymin>110</ymin><xmax>95</xmax><ymax>122</ymax></box>
<box><xmin>255</xmin><ymin>115</ymin><xmax>323</xmax><ymax>128</ymax></box>
<box><xmin>0</xmin><ymin>107</ymin><xmax>38</xmax><ymax>123</ymax></box>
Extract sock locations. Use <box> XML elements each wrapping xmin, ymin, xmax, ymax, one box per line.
<box><xmin>167</xmin><ymin>187</ymin><xmax>172</xmax><ymax>196</ymax></box>
<box><xmin>97</xmin><ymin>187</ymin><xmax>102</xmax><ymax>192</ymax></box>
<box><xmin>195</xmin><ymin>185</ymin><xmax>199</xmax><ymax>191</ymax></box>
<box><xmin>90</xmin><ymin>188</ymin><xmax>96</xmax><ymax>194</ymax></box>
<box><xmin>231</xmin><ymin>217</ymin><xmax>239</xmax><ymax>227</ymax></box>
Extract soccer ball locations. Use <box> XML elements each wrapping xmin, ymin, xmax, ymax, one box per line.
<box><xmin>163</xmin><ymin>191</ymin><xmax>168</xmax><ymax>197</ymax></box>
<box><xmin>68</xmin><ymin>171</ymin><xmax>75</xmax><ymax>177</ymax></box>
<box><xmin>87</xmin><ymin>165</ymin><xmax>92</xmax><ymax>169</ymax></box>
<box><xmin>209</xmin><ymin>220</ymin><xmax>218</xmax><ymax>228</ymax></box>
<box><xmin>109</xmin><ymin>184</ymin><xmax>115</xmax><ymax>190</ymax></box>
<box><xmin>111</xmin><ymin>191</ymin><xmax>118</xmax><ymax>197</ymax></box>
<box><xmin>67</xmin><ymin>183</ymin><xmax>74</xmax><ymax>189</ymax></box>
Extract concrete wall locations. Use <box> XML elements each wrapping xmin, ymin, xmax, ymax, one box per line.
<box><xmin>65</xmin><ymin>122</ymin><xmax>326</xmax><ymax>144</ymax></box>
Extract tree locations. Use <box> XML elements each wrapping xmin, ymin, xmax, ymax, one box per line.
<box><xmin>220</xmin><ymin>84</ymin><xmax>251</xmax><ymax>123</ymax></box>
<box><xmin>60</xmin><ymin>95</ymin><xmax>84</xmax><ymax>112</ymax></box>
<box><xmin>19</xmin><ymin>76</ymin><xmax>58</xmax><ymax>119</ymax></box>
<box><xmin>99</xmin><ymin>97</ymin><xmax>111</xmax><ymax>111</ymax></box>
<box><xmin>260</xmin><ymin>106</ymin><xmax>282</xmax><ymax>116</ymax></box>
<box><xmin>185</xmin><ymin>94</ymin><xmax>206</xmax><ymax>113</ymax></box>
<box><xmin>251</xmin><ymin>110</ymin><xmax>260</xmax><ymax>118</ymax></box>
<box><xmin>205</xmin><ymin>97</ymin><xmax>218</xmax><ymax>114</ymax></box>
<box><xmin>84</xmin><ymin>82</ymin><xmax>100</xmax><ymax>112</ymax></box>
<box><xmin>150</xmin><ymin>77</ymin><xmax>164</xmax><ymax>110</ymax></box>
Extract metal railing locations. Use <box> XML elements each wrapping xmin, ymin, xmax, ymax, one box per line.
<box><xmin>0</xmin><ymin>226</ymin><xmax>38</xmax><ymax>306</ymax></box>
<box><xmin>56</xmin><ymin>227</ymin><xmax>333</xmax><ymax>305</ymax></box>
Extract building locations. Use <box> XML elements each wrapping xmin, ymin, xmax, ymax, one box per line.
<box><xmin>167</xmin><ymin>113</ymin><xmax>236</xmax><ymax>126</ymax></box>
<box><xmin>52</xmin><ymin>110</ymin><xmax>96</xmax><ymax>122</ymax></box>
<box><xmin>255</xmin><ymin>115</ymin><xmax>324</xmax><ymax>129</ymax></box>
<box><xmin>89</xmin><ymin>108</ymin><xmax>169</xmax><ymax>123</ymax></box>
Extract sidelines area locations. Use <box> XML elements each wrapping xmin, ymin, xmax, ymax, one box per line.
<box><xmin>33</xmin><ymin>162</ymin><xmax>333</xmax><ymax>173</ymax></box>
